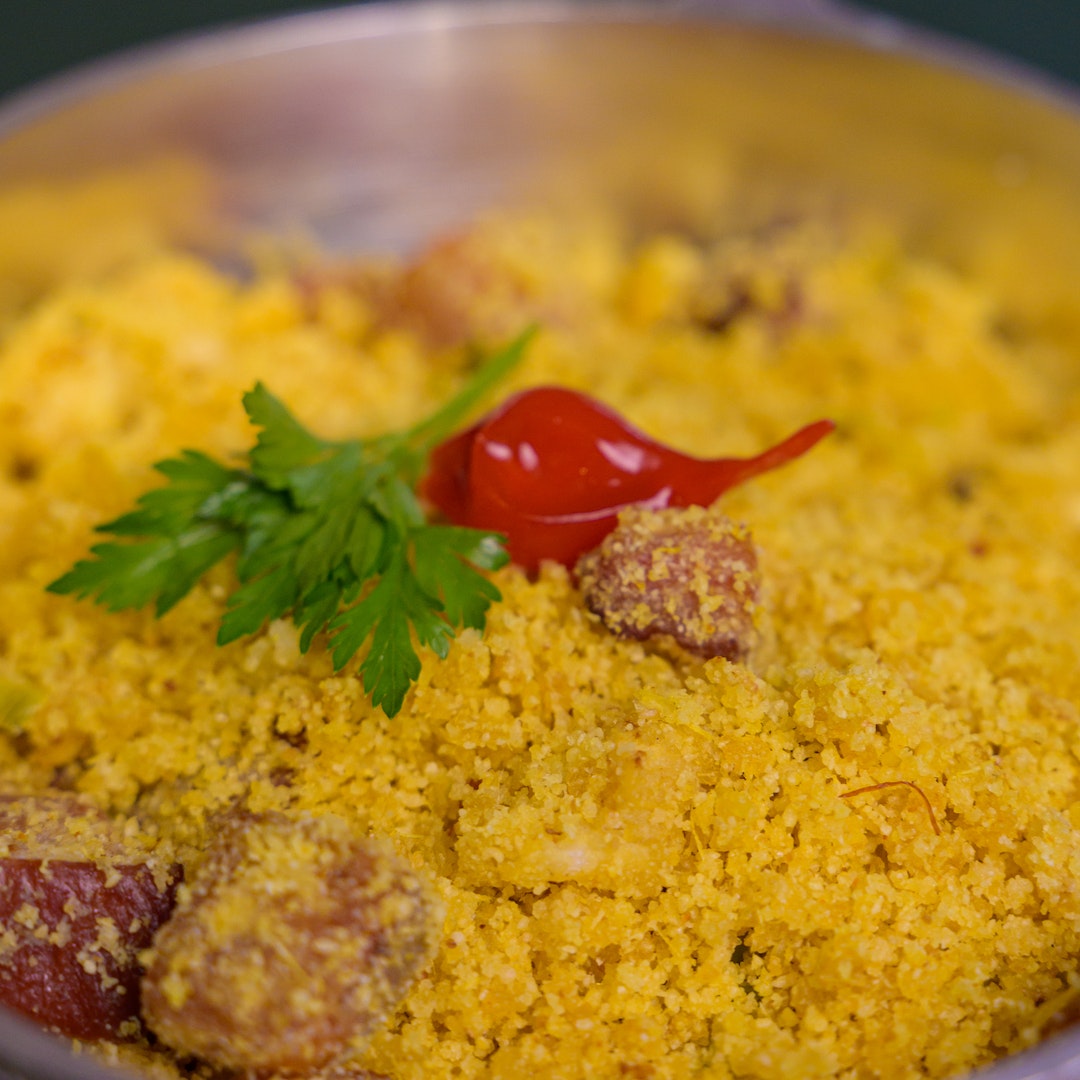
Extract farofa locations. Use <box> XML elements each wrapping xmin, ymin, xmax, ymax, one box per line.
<box><xmin>0</xmin><ymin>183</ymin><xmax>1078</xmax><ymax>1080</ymax></box>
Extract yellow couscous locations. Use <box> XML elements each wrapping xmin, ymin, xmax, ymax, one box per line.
<box><xmin>0</xmin><ymin>174</ymin><xmax>1077</xmax><ymax>1080</ymax></box>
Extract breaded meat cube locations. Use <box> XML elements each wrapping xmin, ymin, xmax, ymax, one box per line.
<box><xmin>576</xmin><ymin>504</ymin><xmax>760</xmax><ymax>661</ymax></box>
<box><xmin>141</xmin><ymin>811</ymin><xmax>443</xmax><ymax>1074</ymax></box>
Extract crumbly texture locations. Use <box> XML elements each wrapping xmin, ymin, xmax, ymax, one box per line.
<box><xmin>0</xmin><ymin>198</ymin><xmax>1078</xmax><ymax>1080</ymax></box>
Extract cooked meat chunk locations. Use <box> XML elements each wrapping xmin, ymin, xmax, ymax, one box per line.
<box><xmin>575</xmin><ymin>505</ymin><xmax>760</xmax><ymax>661</ymax></box>
<box><xmin>140</xmin><ymin>812</ymin><xmax>443</xmax><ymax>1074</ymax></box>
<box><xmin>0</xmin><ymin>793</ymin><xmax>180</xmax><ymax>1039</ymax></box>
<box><xmin>303</xmin><ymin>226</ymin><xmax>583</xmax><ymax>351</ymax></box>
<box><xmin>297</xmin><ymin>232</ymin><xmax>541</xmax><ymax>352</ymax></box>
<box><xmin>385</xmin><ymin>233</ymin><xmax>521</xmax><ymax>349</ymax></box>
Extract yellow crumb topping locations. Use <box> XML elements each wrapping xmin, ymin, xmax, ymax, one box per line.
<box><xmin>0</xmin><ymin>194</ymin><xmax>1077</xmax><ymax>1080</ymax></box>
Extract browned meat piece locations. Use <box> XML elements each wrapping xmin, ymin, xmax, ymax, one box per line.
<box><xmin>297</xmin><ymin>222</ymin><xmax>596</xmax><ymax>354</ymax></box>
<box><xmin>295</xmin><ymin>233</ymin><xmax>531</xmax><ymax>352</ymax></box>
<box><xmin>382</xmin><ymin>233</ymin><xmax>536</xmax><ymax>350</ymax></box>
<box><xmin>141</xmin><ymin>812</ymin><xmax>443</xmax><ymax>1074</ymax></box>
<box><xmin>0</xmin><ymin>793</ymin><xmax>180</xmax><ymax>1040</ymax></box>
<box><xmin>575</xmin><ymin>505</ymin><xmax>760</xmax><ymax>661</ymax></box>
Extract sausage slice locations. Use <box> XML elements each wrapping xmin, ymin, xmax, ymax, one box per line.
<box><xmin>576</xmin><ymin>504</ymin><xmax>760</xmax><ymax>661</ymax></box>
<box><xmin>141</xmin><ymin>812</ymin><xmax>443</xmax><ymax>1074</ymax></box>
<box><xmin>0</xmin><ymin>793</ymin><xmax>180</xmax><ymax>1039</ymax></box>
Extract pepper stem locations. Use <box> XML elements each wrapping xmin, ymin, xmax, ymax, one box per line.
<box><xmin>715</xmin><ymin>418</ymin><xmax>835</xmax><ymax>491</ymax></box>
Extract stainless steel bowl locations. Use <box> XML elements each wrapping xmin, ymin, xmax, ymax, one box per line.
<box><xmin>0</xmin><ymin>3</ymin><xmax>1077</xmax><ymax>1078</ymax></box>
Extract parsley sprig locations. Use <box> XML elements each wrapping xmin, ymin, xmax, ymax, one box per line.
<box><xmin>48</xmin><ymin>331</ymin><xmax>532</xmax><ymax>717</ymax></box>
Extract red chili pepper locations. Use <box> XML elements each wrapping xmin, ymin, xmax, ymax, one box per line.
<box><xmin>421</xmin><ymin>386</ymin><xmax>834</xmax><ymax>571</ymax></box>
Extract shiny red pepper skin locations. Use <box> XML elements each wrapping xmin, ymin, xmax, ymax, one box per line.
<box><xmin>421</xmin><ymin>386</ymin><xmax>834</xmax><ymax>572</ymax></box>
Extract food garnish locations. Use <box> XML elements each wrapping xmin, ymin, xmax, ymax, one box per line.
<box><xmin>48</xmin><ymin>332</ymin><xmax>532</xmax><ymax>718</ymax></box>
<box><xmin>49</xmin><ymin>326</ymin><xmax>828</xmax><ymax>716</ymax></box>
<box><xmin>421</xmin><ymin>385</ymin><xmax>834</xmax><ymax>571</ymax></box>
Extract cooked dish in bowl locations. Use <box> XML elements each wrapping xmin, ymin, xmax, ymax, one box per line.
<box><xmin>0</xmin><ymin>7</ymin><xmax>1078</xmax><ymax>1080</ymax></box>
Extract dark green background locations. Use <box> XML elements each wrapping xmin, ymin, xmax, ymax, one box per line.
<box><xmin>0</xmin><ymin>1</ymin><xmax>1078</xmax><ymax>103</ymax></box>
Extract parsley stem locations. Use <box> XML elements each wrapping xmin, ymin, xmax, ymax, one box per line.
<box><xmin>405</xmin><ymin>328</ymin><xmax>534</xmax><ymax>454</ymax></box>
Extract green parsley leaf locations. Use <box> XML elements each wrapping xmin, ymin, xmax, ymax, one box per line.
<box><xmin>413</xmin><ymin>526</ymin><xmax>505</xmax><ymax>629</ymax></box>
<box><xmin>49</xmin><ymin>523</ymin><xmax>240</xmax><ymax>616</ymax></box>
<box><xmin>47</xmin><ymin>331</ymin><xmax>531</xmax><ymax>717</ymax></box>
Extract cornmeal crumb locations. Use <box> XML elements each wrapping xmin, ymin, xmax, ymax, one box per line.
<box><xmin>0</xmin><ymin>195</ymin><xmax>1077</xmax><ymax>1079</ymax></box>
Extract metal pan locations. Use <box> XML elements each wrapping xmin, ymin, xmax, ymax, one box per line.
<box><xmin>0</xmin><ymin>3</ymin><xmax>1077</xmax><ymax>1077</ymax></box>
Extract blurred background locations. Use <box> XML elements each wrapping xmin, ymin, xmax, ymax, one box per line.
<box><xmin>0</xmin><ymin>0</ymin><xmax>1078</xmax><ymax>102</ymax></box>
